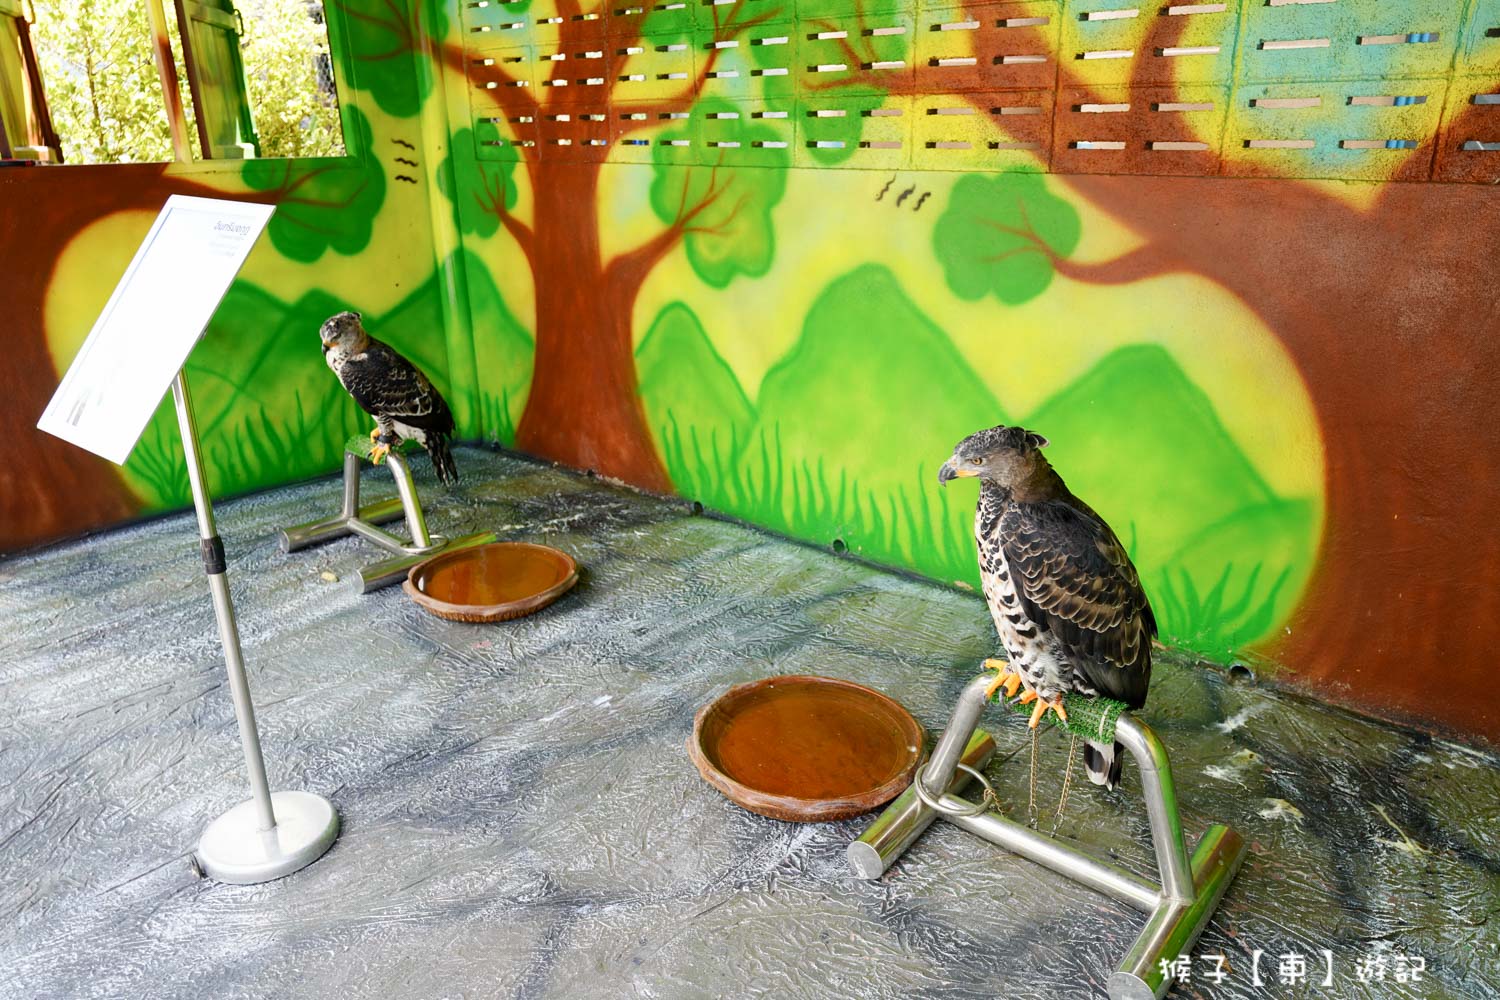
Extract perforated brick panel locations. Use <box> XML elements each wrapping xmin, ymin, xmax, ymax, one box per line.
<box><xmin>458</xmin><ymin>0</ymin><xmax>1500</xmax><ymax>182</ymax></box>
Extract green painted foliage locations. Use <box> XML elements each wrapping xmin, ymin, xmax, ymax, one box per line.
<box><xmin>798</xmin><ymin>93</ymin><xmax>902</xmax><ymax>167</ymax></box>
<box><xmin>439</xmin><ymin>129</ymin><xmax>519</xmax><ymax>238</ymax></box>
<box><xmin>934</xmin><ymin>172</ymin><xmax>1082</xmax><ymax>305</ymax></box>
<box><xmin>330</xmin><ymin>0</ymin><xmax>443</xmax><ymax>118</ymax></box>
<box><xmin>242</xmin><ymin>107</ymin><xmax>385</xmax><ymax>261</ymax></box>
<box><xmin>460</xmin><ymin>250</ymin><xmax>534</xmax><ymax>444</ymax></box>
<box><xmin>649</xmin><ymin>101</ymin><xmax>789</xmax><ymax>287</ymax></box>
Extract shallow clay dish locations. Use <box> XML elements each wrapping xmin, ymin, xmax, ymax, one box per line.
<box><xmin>404</xmin><ymin>542</ymin><xmax>578</xmax><ymax>623</ymax></box>
<box><xmin>689</xmin><ymin>675</ymin><xmax>924</xmax><ymax>822</ymax></box>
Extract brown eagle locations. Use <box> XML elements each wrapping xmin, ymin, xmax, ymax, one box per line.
<box><xmin>320</xmin><ymin>311</ymin><xmax>458</xmax><ymax>486</ymax></box>
<box><xmin>940</xmin><ymin>425</ymin><xmax>1155</xmax><ymax>788</ymax></box>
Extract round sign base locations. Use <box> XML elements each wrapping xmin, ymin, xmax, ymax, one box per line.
<box><xmin>196</xmin><ymin>791</ymin><xmax>338</xmax><ymax>885</ymax></box>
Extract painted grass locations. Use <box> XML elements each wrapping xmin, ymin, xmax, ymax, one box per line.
<box><xmin>1151</xmin><ymin>561</ymin><xmax>1293</xmax><ymax>664</ymax></box>
<box><xmin>125</xmin><ymin>387</ymin><xmax>366</xmax><ymax>511</ymax></box>
<box><xmin>659</xmin><ymin>412</ymin><xmax>978</xmax><ymax>589</ymax></box>
<box><xmin>476</xmin><ymin>388</ymin><xmax>518</xmax><ymax>446</ymax></box>
<box><xmin>661</xmin><ymin>409</ymin><xmax>1296</xmax><ymax>663</ymax></box>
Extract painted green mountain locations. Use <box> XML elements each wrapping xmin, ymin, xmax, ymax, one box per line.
<box><xmin>1023</xmin><ymin>343</ymin><xmax>1277</xmax><ymax>571</ymax></box>
<box><xmin>637</xmin><ymin>302</ymin><xmax>755</xmax><ymax>452</ymax></box>
<box><xmin>462</xmin><ymin>249</ymin><xmax>534</xmax><ymax>444</ymax></box>
<box><xmin>637</xmin><ymin>264</ymin><xmax>1318</xmax><ymax>659</ymax></box>
<box><xmin>1021</xmin><ymin>344</ymin><xmax>1318</xmax><ymax>659</ymax></box>
<box><xmin>752</xmin><ymin>264</ymin><xmax>1008</xmax><ymax>499</ymax></box>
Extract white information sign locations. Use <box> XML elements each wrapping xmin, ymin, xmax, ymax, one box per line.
<box><xmin>37</xmin><ymin>195</ymin><xmax>275</xmax><ymax>465</ymax></box>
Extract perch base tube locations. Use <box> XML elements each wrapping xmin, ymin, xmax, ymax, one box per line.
<box><xmin>276</xmin><ymin>448</ymin><xmax>491</xmax><ymax>592</ymax></box>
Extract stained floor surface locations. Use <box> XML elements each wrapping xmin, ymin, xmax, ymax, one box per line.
<box><xmin>1</xmin><ymin>448</ymin><xmax>1496</xmax><ymax>1000</ymax></box>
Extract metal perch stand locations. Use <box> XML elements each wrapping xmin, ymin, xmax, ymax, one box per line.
<box><xmin>849</xmin><ymin>674</ymin><xmax>1246</xmax><ymax>1000</ymax></box>
<box><xmin>278</xmin><ymin>437</ymin><xmax>493</xmax><ymax>592</ymax></box>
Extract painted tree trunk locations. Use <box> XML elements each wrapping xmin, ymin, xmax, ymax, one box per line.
<box><xmin>1067</xmin><ymin>173</ymin><xmax>1500</xmax><ymax>736</ymax></box>
<box><xmin>514</xmin><ymin>163</ymin><xmax>672</xmax><ymax>492</ymax></box>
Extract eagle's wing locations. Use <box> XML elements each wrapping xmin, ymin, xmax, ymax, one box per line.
<box><xmin>999</xmin><ymin>498</ymin><xmax>1156</xmax><ymax>708</ymax></box>
<box><xmin>340</xmin><ymin>339</ymin><xmax>454</xmax><ymax>434</ymax></box>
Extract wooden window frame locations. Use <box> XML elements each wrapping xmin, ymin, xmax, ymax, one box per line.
<box><xmin>173</xmin><ymin>0</ymin><xmax>262</xmax><ymax>159</ymax></box>
<box><xmin>0</xmin><ymin>0</ymin><xmax>62</xmax><ymax>162</ymax></box>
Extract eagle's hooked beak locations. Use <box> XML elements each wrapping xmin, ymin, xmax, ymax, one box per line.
<box><xmin>938</xmin><ymin>457</ymin><xmax>976</xmax><ymax>486</ymax></box>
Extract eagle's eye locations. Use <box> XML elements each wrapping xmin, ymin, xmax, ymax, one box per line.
<box><xmin>969</xmin><ymin>457</ymin><xmax>983</xmax><ymax>465</ymax></box>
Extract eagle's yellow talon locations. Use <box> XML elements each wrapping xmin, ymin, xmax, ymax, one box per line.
<box><xmin>370</xmin><ymin>426</ymin><xmax>382</xmax><ymax>442</ymax></box>
<box><xmin>982</xmin><ymin>658</ymin><xmax>1018</xmax><ymax>701</ymax></box>
<box><xmin>370</xmin><ymin>442</ymin><xmax>390</xmax><ymax>465</ymax></box>
<box><xmin>1027</xmin><ymin>696</ymin><xmax>1068</xmax><ymax>729</ymax></box>
<box><xmin>1017</xmin><ymin>689</ymin><xmax>1038</xmax><ymax>706</ymax></box>
<box><xmin>1028</xmin><ymin>699</ymin><xmax>1048</xmax><ymax>728</ymax></box>
<box><xmin>1003</xmin><ymin>673</ymin><xmax>1023</xmax><ymax>698</ymax></box>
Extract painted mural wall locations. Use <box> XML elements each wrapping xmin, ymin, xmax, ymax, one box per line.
<box><xmin>3</xmin><ymin>0</ymin><xmax>1499</xmax><ymax>743</ymax></box>
<box><xmin>2</xmin><ymin>1</ymin><xmax>475</xmax><ymax>547</ymax></box>
<box><xmin>433</xmin><ymin>0</ymin><xmax>1500</xmax><ymax>742</ymax></box>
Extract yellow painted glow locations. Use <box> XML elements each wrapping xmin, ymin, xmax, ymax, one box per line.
<box><xmin>44</xmin><ymin>210</ymin><xmax>161</xmax><ymax>373</ymax></box>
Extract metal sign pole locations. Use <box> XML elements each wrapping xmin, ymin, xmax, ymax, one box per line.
<box><xmin>172</xmin><ymin>370</ymin><xmax>339</xmax><ymax>884</ymax></box>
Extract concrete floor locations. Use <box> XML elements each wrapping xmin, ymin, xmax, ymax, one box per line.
<box><xmin>1</xmin><ymin>447</ymin><xmax>1497</xmax><ymax>1000</ymax></box>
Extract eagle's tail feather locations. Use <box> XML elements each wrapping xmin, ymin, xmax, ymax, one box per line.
<box><xmin>426</xmin><ymin>433</ymin><xmax>459</xmax><ymax>487</ymax></box>
<box><xmin>1083</xmin><ymin>739</ymin><xmax>1125</xmax><ymax>789</ymax></box>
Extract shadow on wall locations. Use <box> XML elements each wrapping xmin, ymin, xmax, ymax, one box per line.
<box><xmin>634</xmin><ymin>266</ymin><xmax>1319</xmax><ymax>665</ymax></box>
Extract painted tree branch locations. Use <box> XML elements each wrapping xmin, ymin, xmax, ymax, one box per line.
<box><xmin>603</xmin><ymin>158</ymin><xmax>735</xmax><ymax>296</ymax></box>
<box><xmin>440</xmin><ymin>40</ymin><xmax>540</xmax><ymax>125</ymax></box>
<box><xmin>471</xmin><ymin>163</ymin><xmax>536</xmax><ymax>263</ymax></box>
<box><xmin>977</xmin><ymin>209</ymin><xmax>1178</xmax><ymax>286</ymax></box>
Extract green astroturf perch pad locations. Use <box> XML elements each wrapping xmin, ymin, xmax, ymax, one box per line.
<box><xmin>989</xmin><ymin>685</ymin><xmax>1129</xmax><ymax>744</ymax></box>
<box><xmin>344</xmin><ymin>433</ymin><xmax>417</xmax><ymax>461</ymax></box>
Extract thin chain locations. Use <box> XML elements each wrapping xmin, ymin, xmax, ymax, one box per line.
<box><xmin>1027</xmin><ymin>726</ymin><xmax>1039</xmax><ymax>827</ymax></box>
<box><xmin>1051</xmin><ymin>734</ymin><xmax>1078</xmax><ymax>834</ymax></box>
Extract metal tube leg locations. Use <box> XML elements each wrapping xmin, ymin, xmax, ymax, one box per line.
<box><xmin>1109</xmin><ymin>824</ymin><xmax>1247</xmax><ymax>1000</ymax></box>
<box><xmin>849</xmin><ymin>730</ymin><xmax>996</xmax><ymax>879</ymax></box>
<box><xmin>172</xmin><ymin>373</ymin><xmax>276</xmax><ymax>833</ymax></box>
<box><xmin>941</xmin><ymin>799</ymin><xmax>1161</xmax><ymax>913</ymax></box>
<box><xmin>1116</xmin><ymin>716</ymin><xmax>1195</xmax><ymax>904</ymax></box>
<box><xmin>340</xmin><ymin>451</ymin><xmax>361</xmax><ymax>519</ymax></box>
<box><xmin>385</xmin><ymin>452</ymin><xmax>432</xmax><ymax>549</ymax></box>
<box><xmin>919</xmin><ymin>675</ymin><xmax>995</xmax><ymax>797</ymax></box>
<box><xmin>278</xmin><ymin>497</ymin><xmax>407</xmax><ymax>553</ymax></box>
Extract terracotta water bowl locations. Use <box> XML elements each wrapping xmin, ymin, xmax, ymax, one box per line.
<box><xmin>404</xmin><ymin>541</ymin><xmax>578</xmax><ymax>623</ymax></box>
<box><xmin>689</xmin><ymin>675</ymin><xmax>924</xmax><ymax>822</ymax></box>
